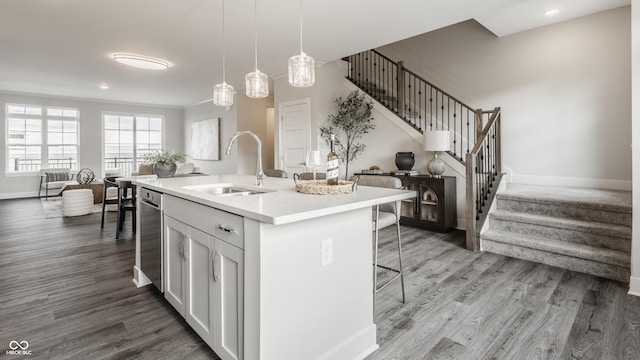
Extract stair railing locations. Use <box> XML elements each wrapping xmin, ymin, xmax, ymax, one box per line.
<box><xmin>466</xmin><ymin>108</ymin><xmax>501</xmax><ymax>250</ymax></box>
<box><xmin>345</xmin><ymin>49</ymin><xmax>479</xmax><ymax>163</ymax></box>
<box><xmin>345</xmin><ymin>49</ymin><xmax>502</xmax><ymax>251</ymax></box>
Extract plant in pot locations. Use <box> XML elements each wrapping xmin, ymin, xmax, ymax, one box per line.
<box><xmin>320</xmin><ymin>90</ymin><xmax>375</xmax><ymax>180</ymax></box>
<box><xmin>143</xmin><ymin>150</ymin><xmax>188</xmax><ymax>178</ymax></box>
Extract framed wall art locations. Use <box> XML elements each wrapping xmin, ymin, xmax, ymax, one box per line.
<box><xmin>190</xmin><ymin>118</ymin><xmax>220</xmax><ymax>160</ymax></box>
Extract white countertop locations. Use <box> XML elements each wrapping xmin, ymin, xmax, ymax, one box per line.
<box><xmin>133</xmin><ymin>174</ymin><xmax>416</xmax><ymax>225</ymax></box>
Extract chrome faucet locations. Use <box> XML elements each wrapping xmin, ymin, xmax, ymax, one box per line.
<box><xmin>225</xmin><ymin>130</ymin><xmax>264</xmax><ymax>187</ymax></box>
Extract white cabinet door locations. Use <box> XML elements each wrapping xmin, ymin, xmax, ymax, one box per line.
<box><xmin>164</xmin><ymin>215</ymin><xmax>187</xmax><ymax>317</ymax></box>
<box><xmin>212</xmin><ymin>238</ymin><xmax>244</xmax><ymax>360</ymax></box>
<box><xmin>186</xmin><ymin>227</ymin><xmax>214</xmax><ymax>346</ymax></box>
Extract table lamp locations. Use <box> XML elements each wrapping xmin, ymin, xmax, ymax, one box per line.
<box><xmin>424</xmin><ymin>130</ymin><xmax>450</xmax><ymax>177</ymax></box>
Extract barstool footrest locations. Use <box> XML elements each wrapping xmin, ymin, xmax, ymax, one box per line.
<box><xmin>375</xmin><ymin>265</ymin><xmax>403</xmax><ymax>294</ymax></box>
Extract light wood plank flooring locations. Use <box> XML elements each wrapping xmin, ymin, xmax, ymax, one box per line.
<box><xmin>1</xmin><ymin>198</ymin><xmax>639</xmax><ymax>359</ymax></box>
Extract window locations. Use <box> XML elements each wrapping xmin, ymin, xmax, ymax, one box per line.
<box><xmin>6</xmin><ymin>104</ymin><xmax>79</xmax><ymax>173</ymax></box>
<box><xmin>103</xmin><ymin>113</ymin><xmax>163</xmax><ymax>176</ymax></box>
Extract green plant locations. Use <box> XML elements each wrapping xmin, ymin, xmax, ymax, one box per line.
<box><xmin>143</xmin><ymin>150</ymin><xmax>188</xmax><ymax>164</ymax></box>
<box><xmin>320</xmin><ymin>90</ymin><xmax>375</xmax><ymax>179</ymax></box>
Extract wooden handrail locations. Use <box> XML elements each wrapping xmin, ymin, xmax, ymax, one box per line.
<box><xmin>470</xmin><ymin>108</ymin><xmax>501</xmax><ymax>154</ymax></box>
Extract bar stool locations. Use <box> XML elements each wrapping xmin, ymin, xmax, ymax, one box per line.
<box><xmin>116</xmin><ymin>179</ymin><xmax>136</xmax><ymax>239</ymax></box>
<box><xmin>355</xmin><ymin>175</ymin><xmax>406</xmax><ymax>317</ymax></box>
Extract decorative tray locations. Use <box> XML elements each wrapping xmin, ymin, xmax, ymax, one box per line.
<box><xmin>293</xmin><ymin>174</ymin><xmax>359</xmax><ymax>195</ymax></box>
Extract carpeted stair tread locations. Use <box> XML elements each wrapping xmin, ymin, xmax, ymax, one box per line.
<box><xmin>482</xmin><ymin>229</ymin><xmax>630</xmax><ymax>268</ymax></box>
<box><xmin>499</xmin><ymin>184</ymin><xmax>631</xmax><ymax>214</ymax></box>
<box><xmin>490</xmin><ymin>209</ymin><xmax>631</xmax><ymax>239</ymax></box>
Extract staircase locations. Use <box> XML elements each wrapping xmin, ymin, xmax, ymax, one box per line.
<box><xmin>481</xmin><ymin>184</ymin><xmax>631</xmax><ymax>282</ymax></box>
<box><xmin>344</xmin><ymin>49</ymin><xmax>502</xmax><ymax>250</ymax></box>
<box><xmin>345</xmin><ymin>49</ymin><xmax>632</xmax><ymax>282</ymax></box>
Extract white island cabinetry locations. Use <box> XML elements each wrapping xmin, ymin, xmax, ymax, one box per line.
<box><xmin>164</xmin><ymin>194</ymin><xmax>244</xmax><ymax>360</ymax></box>
<box><xmin>133</xmin><ymin>174</ymin><xmax>416</xmax><ymax>360</ymax></box>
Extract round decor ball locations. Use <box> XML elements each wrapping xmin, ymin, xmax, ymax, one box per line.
<box><xmin>76</xmin><ymin>168</ymin><xmax>96</xmax><ymax>184</ymax></box>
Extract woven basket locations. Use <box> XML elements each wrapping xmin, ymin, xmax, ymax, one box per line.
<box><xmin>293</xmin><ymin>175</ymin><xmax>358</xmax><ymax>195</ymax></box>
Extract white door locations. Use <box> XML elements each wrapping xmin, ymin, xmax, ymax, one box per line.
<box><xmin>212</xmin><ymin>238</ymin><xmax>244</xmax><ymax>360</ymax></box>
<box><xmin>278</xmin><ymin>99</ymin><xmax>310</xmax><ymax>176</ymax></box>
<box><xmin>164</xmin><ymin>215</ymin><xmax>187</xmax><ymax>317</ymax></box>
<box><xmin>187</xmin><ymin>227</ymin><xmax>214</xmax><ymax>346</ymax></box>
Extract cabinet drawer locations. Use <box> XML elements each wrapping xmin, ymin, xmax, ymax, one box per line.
<box><xmin>164</xmin><ymin>195</ymin><xmax>216</xmax><ymax>235</ymax></box>
<box><xmin>213</xmin><ymin>209</ymin><xmax>244</xmax><ymax>249</ymax></box>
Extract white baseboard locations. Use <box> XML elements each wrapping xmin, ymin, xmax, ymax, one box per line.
<box><xmin>0</xmin><ymin>191</ymin><xmax>39</xmax><ymax>200</ymax></box>
<box><xmin>322</xmin><ymin>324</ymin><xmax>378</xmax><ymax>360</ymax></box>
<box><xmin>629</xmin><ymin>276</ymin><xmax>640</xmax><ymax>297</ymax></box>
<box><xmin>509</xmin><ymin>173</ymin><xmax>632</xmax><ymax>191</ymax></box>
<box><xmin>455</xmin><ymin>217</ymin><xmax>466</xmax><ymax>231</ymax></box>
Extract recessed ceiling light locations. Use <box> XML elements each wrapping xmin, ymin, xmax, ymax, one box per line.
<box><xmin>112</xmin><ymin>53</ymin><xmax>170</xmax><ymax>70</ymax></box>
<box><xmin>543</xmin><ymin>8</ymin><xmax>560</xmax><ymax>16</ymax></box>
<box><xmin>99</xmin><ymin>83</ymin><xmax>109</xmax><ymax>90</ymax></box>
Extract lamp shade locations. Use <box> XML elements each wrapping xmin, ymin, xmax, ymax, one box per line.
<box><xmin>246</xmin><ymin>70</ymin><xmax>269</xmax><ymax>98</ymax></box>
<box><xmin>213</xmin><ymin>82</ymin><xmax>234</xmax><ymax>107</ymax></box>
<box><xmin>423</xmin><ymin>130</ymin><xmax>450</xmax><ymax>152</ymax></box>
<box><xmin>288</xmin><ymin>52</ymin><xmax>315</xmax><ymax>87</ymax></box>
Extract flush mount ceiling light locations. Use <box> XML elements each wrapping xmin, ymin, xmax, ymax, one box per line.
<box><xmin>288</xmin><ymin>0</ymin><xmax>315</xmax><ymax>87</ymax></box>
<box><xmin>99</xmin><ymin>83</ymin><xmax>109</xmax><ymax>90</ymax></box>
<box><xmin>112</xmin><ymin>53</ymin><xmax>169</xmax><ymax>70</ymax></box>
<box><xmin>245</xmin><ymin>0</ymin><xmax>269</xmax><ymax>98</ymax></box>
<box><xmin>543</xmin><ymin>8</ymin><xmax>560</xmax><ymax>16</ymax></box>
<box><xmin>213</xmin><ymin>0</ymin><xmax>234</xmax><ymax>108</ymax></box>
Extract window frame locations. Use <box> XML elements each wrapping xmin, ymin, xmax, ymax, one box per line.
<box><xmin>102</xmin><ymin>111</ymin><xmax>165</xmax><ymax>177</ymax></box>
<box><xmin>5</xmin><ymin>103</ymin><xmax>80</xmax><ymax>175</ymax></box>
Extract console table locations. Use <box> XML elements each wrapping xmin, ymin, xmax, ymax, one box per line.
<box><xmin>355</xmin><ymin>173</ymin><xmax>457</xmax><ymax>233</ymax></box>
<box><xmin>392</xmin><ymin>175</ymin><xmax>456</xmax><ymax>232</ymax></box>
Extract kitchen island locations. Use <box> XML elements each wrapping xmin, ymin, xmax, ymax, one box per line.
<box><xmin>132</xmin><ymin>174</ymin><xmax>415</xmax><ymax>360</ymax></box>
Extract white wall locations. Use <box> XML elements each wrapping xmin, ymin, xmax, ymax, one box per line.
<box><xmin>274</xmin><ymin>61</ymin><xmax>352</xmax><ymax>164</ymax></box>
<box><xmin>629</xmin><ymin>0</ymin><xmax>640</xmax><ymax>295</ymax></box>
<box><xmin>182</xmin><ymin>95</ymin><xmax>274</xmax><ymax>176</ymax></box>
<box><xmin>236</xmin><ymin>95</ymin><xmax>275</xmax><ymax>175</ymax></box>
<box><xmin>273</xmin><ymin>7</ymin><xmax>632</xmax><ymax>232</ymax></box>
<box><xmin>183</xmin><ymin>100</ymin><xmax>238</xmax><ymax>175</ymax></box>
<box><xmin>274</xmin><ymin>61</ymin><xmax>416</xmax><ymax>176</ymax></box>
<box><xmin>0</xmin><ymin>92</ymin><xmax>183</xmax><ymax>199</ymax></box>
<box><xmin>273</xmin><ymin>62</ymin><xmax>468</xmax><ymax>228</ymax></box>
<box><xmin>378</xmin><ymin>7</ymin><xmax>632</xmax><ymax>190</ymax></box>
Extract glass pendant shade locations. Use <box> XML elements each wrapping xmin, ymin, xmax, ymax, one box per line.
<box><xmin>246</xmin><ymin>70</ymin><xmax>269</xmax><ymax>98</ymax></box>
<box><xmin>213</xmin><ymin>82</ymin><xmax>234</xmax><ymax>107</ymax></box>
<box><xmin>288</xmin><ymin>52</ymin><xmax>315</xmax><ymax>87</ymax></box>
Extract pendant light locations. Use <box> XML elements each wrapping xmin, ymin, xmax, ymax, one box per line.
<box><xmin>245</xmin><ymin>0</ymin><xmax>269</xmax><ymax>98</ymax></box>
<box><xmin>288</xmin><ymin>0</ymin><xmax>315</xmax><ymax>87</ymax></box>
<box><xmin>213</xmin><ymin>0</ymin><xmax>234</xmax><ymax>107</ymax></box>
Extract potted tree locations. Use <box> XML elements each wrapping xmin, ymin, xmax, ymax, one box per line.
<box><xmin>144</xmin><ymin>150</ymin><xmax>188</xmax><ymax>178</ymax></box>
<box><xmin>320</xmin><ymin>90</ymin><xmax>375</xmax><ymax>180</ymax></box>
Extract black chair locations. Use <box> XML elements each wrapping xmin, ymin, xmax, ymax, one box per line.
<box><xmin>101</xmin><ymin>176</ymin><xmax>119</xmax><ymax>229</ymax></box>
<box><xmin>116</xmin><ymin>180</ymin><xmax>136</xmax><ymax>239</ymax></box>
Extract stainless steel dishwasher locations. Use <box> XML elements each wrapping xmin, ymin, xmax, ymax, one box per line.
<box><xmin>139</xmin><ymin>187</ymin><xmax>163</xmax><ymax>292</ymax></box>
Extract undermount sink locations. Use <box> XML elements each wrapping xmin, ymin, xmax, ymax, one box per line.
<box><xmin>183</xmin><ymin>183</ymin><xmax>274</xmax><ymax>197</ymax></box>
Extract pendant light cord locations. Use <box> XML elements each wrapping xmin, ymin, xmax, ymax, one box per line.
<box><xmin>222</xmin><ymin>0</ymin><xmax>226</xmax><ymax>83</ymax></box>
<box><xmin>299</xmin><ymin>0</ymin><xmax>303</xmax><ymax>53</ymax></box>
<box><xmin>254</xmin><ymin>0</ymin><xmax>258</xmax><ymax>70</ymax></box>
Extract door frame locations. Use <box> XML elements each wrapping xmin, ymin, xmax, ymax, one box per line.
<box><xmin>276</xmin><ymin>98</ymin><xmax>311</xmax><ymax>170</ymax></box>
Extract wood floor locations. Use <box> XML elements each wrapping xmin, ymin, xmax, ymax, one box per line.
<box><xmin>1</xmin><ymin>198</ymin><xmax>639</xmax><ymax>359</ymax></box>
